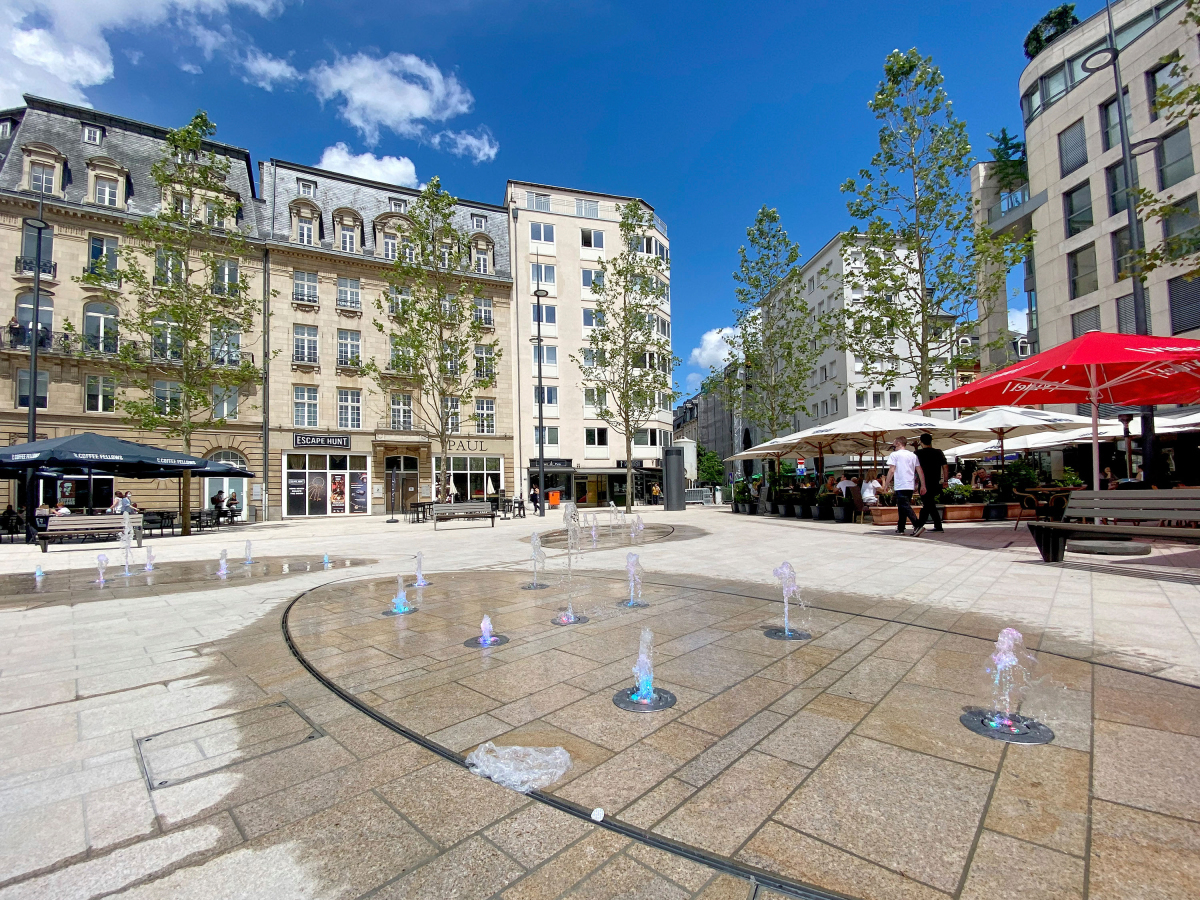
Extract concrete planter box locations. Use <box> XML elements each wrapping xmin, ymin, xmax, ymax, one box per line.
<box><xmin>942</xmin><ymin>503</ymin><xmax>985</xmax><ymax>521</ymax></box>
<box><xmin>871</xmin><ymin>502</ymin><xmax>1020</xmax><ymax>525</ymax></box>
<box><xmin>810</xmin><ymin>504</ymin><xmax>834</xmax><ymax>521</ymax></box>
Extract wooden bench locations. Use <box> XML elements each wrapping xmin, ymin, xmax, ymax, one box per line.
<box><xmin>39</xmin><ymin>514</ymin><xmax>144</xmax><ymax>553</ymax></box>
<box><xmin>431</xmin><ymin>502</ymin><xmax>495</xmax><ymax>530</ymax></box>
<box><xmin>1027</xmin><ymin>490</ymin><xmax>1200</xmax><ymax>562</ymax></box>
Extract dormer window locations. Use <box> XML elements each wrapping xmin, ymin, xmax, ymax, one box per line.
<box><xmin>30</xmin><ymin>163</ymin><xmax>54</xmax><ymax>194</ymax></box>
<box><xmin>298</xmin><ymin>180</ymin><xmax>315</xmax><ymax>198</ymax></box>
<box><xmin>390</xmin><ymin>198</ymin><xmax>408</xmax><ymax>212</ymax></box>
<box><xmin>0</xmin><ymin>121</ymin><xmax>12</xmax><ymax>139</ymax></box>
<box><xmin>297</xmin><ymin>217</ymin><xmax>313</xmax><ymax>245</ymax></box>
<box><xmin>382</xmin><ymin>233</ymin><xmax>397</xmax><ymax>261</ymax></box>
<box><xmin>472</xmin><ymin>215</ymin><xmax>486</xmax><ymax>230</ymax></box>
<box><xmin>341</xmin><ymin>228</ymin><xmax>355</xmax><ymax>253</ymax></box>
<box><xmin>82</xmin><ymin>125</ymin><xmax>102</xmax><ymax>146</ymax></box>
<box><xmin>95</xmin><ymin>177</ymin><xmax>118</xmax><ymax>207</ymax></box>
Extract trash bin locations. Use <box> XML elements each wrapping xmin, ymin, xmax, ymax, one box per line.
<box><xmin>547</xmin><ymin>490</ymin><xmax>561</xmax><ymax>508</ymax></box>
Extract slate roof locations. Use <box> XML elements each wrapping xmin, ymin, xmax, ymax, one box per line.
<box><xmin>0</xmin><ymin>95</ymin><xmax>258</xmax><ymax>227</ymax></box>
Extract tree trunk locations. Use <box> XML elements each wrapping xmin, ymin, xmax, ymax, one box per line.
<box><xmin>625</xmin><ymin>433</ymin><xmax>633</xmax><ymax>514</ymax></box>
<box><xmin>181</xmin><ymin>469</ymin><xmax>192</xmax><ymax>536</ymax></box>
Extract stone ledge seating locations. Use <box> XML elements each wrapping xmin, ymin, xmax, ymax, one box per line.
<box><xmin>431</xmin><ymin>502</ymin><xmax>495</xmax><ymax>530</ymax></box>
<box><xmin>39</xmin><ymin>514</ymin><xmax>144</xmax><ymax>553</ymax></box>
<box><xmin>1027</xmin><ymin>490</ymin><xmax>1200</xmax><ymax>562</ymax></box>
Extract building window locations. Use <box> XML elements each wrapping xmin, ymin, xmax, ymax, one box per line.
<box><xmin>585</xmin><ymin>427</ymin><xmax>608</xmax><ymax>446</ymax></box>
<box><xmin>474</xmin><ymin>250</ymin><xmax>489</xmax><ymax>274</ymax></box>
<box><xmin>576</xmin><ymin>198</ymin><xmax>599</xmax><ymax>218</ymax></box>
<box><xmin>533</xmin><ymin>344</ymin><xmax>557</xmax><ymax>370</ymax></box>
<box><xmin>856</xmin><ymin>390</ymin><xmax>867</xmax><ymax>409</ymax></box>
<box><xmin>1058</xmin><ymin>119</ymin><xmax>1088</xmax><ymax>177</ymax></box>
<box><xmin>534</xmin><ymin>426</ymin><xmax>559</xmax><ymax>446</ymax></box>
<box><xmin>83</xmin><ymin>301</ymin><xmax>118</xmax><ymax>353</ymax></box>
<box><xmin>298</xmin><ymin>180</ymin><xmax>315</xmax><ymax>197</ymax></box>
<box><xmin>336</xmin><ymin>276</ymin><xmax>361</xmax><ymax>310</ymax></box>
<box><xmin>582</xmin><ymin>268</ymin><xmax>603</xmax><ymax>290</ymax></box>
<box><xmin>87</xmin><ymin>235</ymin><xmax>118</xmax><ymax>277</ymax></box>
<box><xmin>1112</xmin><ymin>223</ymin><xmax>1145</xmax><ymax>280</ymax></box>
<box><xmin>340</xmin><ymin>227</ymin><xmax>355</xmax><ymax>253</ymax></box>
<box><xmin>1116</xmin><ymin>294</ymin><xmax>1153</xmax><ymax>334</ymax></box>
<box><xmin>17</xmin><ymin>369</ymin><xmax>48</xmax><ymax>409</ymax></box>
<box><xmin>337</xmin><ymin>389</ymin><xmax>362</xmax><ymax>429</ymax></box>
<box><xmin>472</xmin><ymin>214</ymin><xmax>486</xmax><ymax>230</ymax></box>
<box><xmin>581</xmin><ymin>228</ymin><xmax>604</xmax><ymax>249</ymax></box>
<box><xmin>831</xmin><ymin>396</ymin><xmax>839</xmax><ymax>414</ymax></box>
<box><xmin>85</xmin><ymin>375</ymin><xmax>116</xmax><ymax>412</ymax></box>
<box><xmin>820</xmin><ymin>400</ymin><xmax>828</xmax><ymax>416</ymax></box>
<box><xmin>583</xmin><ymin>308</ymin><xmax>603</xmax><ymax>328</ymax></box>
<box><xmin>30</xmin><ymin>163</ymin><xmax>54</xmax><ymax>194</ymax></box>
<box><xmin>382</xmin><ymin>234</ymin><xmax>397</xmax><ymax>261</ymax></box>
<box><xmin>151</xmin><ymin>318</ymin><xmax>182</xmax><ymax>360</ymax></box>
<box><xmin>94</xmin><ymin>177</ymin><xmax>118</xmax><ymax>207</ymax></box>
<box><xmin>475</xmin><ymin>344</ymin><xmax>495</xmax><ymax>378</ymax></box>
<box><xmin>1068</xmin><ymin>243</ymin><xmax>1098</xmax><ymax>299</ymax></box>
<box><xmin>534</xmin><ymin>385</ymin><xmax>559</xmax><ymax>408</ymax></box>
<box><xmin>213</xmin><ymin>386</ymin><xmax>238</xmax><ymax>420</ymax></box>
<box><xmin>401</xmin><ymin>238</ymin><xmax>414</xmax><ymax>263</ymax></box>
<box><xmin>1169</xmin><ymin>274</ymin><xmax>1200</xmax><ymax>334</ymax></box>
<box><xmin>293</xmin><ymin>324</ymin><xmax>318</xmax><ymax>364</ymax></box>
<box><xmin>0</xmin><ymin>120</ymin><xmax>11</xmax><ymax>139</ymax></box>
<box><xmin>532</xmin><ymin>303</ymin><xmax>556</xmax><ymax>325</ymax></box>
<box><xmin>530</xmin><ymin>222</ymin><xmax>555</xmax><ymax>243</ymax></box>
<box><xmin>153</xmin><ymin>380</ymin><xmax>181</xmax><ymax>415</ymax></box>
<box><xmin>530</xmin><ymin>263</ymin><xmax>555</xmax><ymax>287</ymax></box>
<box><xmin>475</xmin><ymin>398</ymin><xmax>495</xmax><ymax>434</ymax></box>
<box><xmin>1158</xmin><ymin>125</ymin><xmax>1194</xmax><ymax>190</ymax></box>
<box><xmin>1063</xmin><ymin>181</ymin><xmax>1093</xmax><ymax>237</ymax></box>
<box><xmin>872</xmin><ymin>391</ymin><xmax>884</xmax><ymax>409</ymax></box>
<box><xmin>1071</xmin><ymin>305</ymin><xmax>1102</xmax><ymax>337</ymax></box>
<box><xmin>293</xmin><ymin>270</ymin><xmax>318</xmax><ymax>303</ymax></box>
<box><xmin>213</xmin><ymin>258</ymin><xmax>238</xmax><ymax>296</ymax></box>
<box><xmin>391</xmin><ymin>393</ymin><xmax>413</xmax><ymax>430</ymax></box>
<box><xmin>1163</xmin><ymin>195</ymin><xmax>1200</xmax><ymax>259</ymax></box>
<box><xmin>888</xmin><ymin>391</ymin><xmax>901</xmax><ymax>410</ymax></box>
<box><xmin>1106</xmin><ymin>161</ymin><xmax>1136</xmax><ymax>216</ymax></box>
<box><xmin>390</xmin><ymin>198</ymin><xmax>407</xmax><ymax>212</ymax></box>
<box><xmin>584</xmin><ymin>387</ymin><xmax>606</xmax><ymax>410</ymax></box>
<box><xmin>527</xmin><ymin>192</ymin><xmax>551</xmax><ymax>212</ymax></box>
<box><xmin>211</xmin><ymin>323</ymin><xmax>241</xmax><ymax>365</ymax></box>
<box><xmin>337</xmin><ymin>329</ymin><xmax>361</xmax><ymax>367</ymax></box>
<box><xmin>1149</xmin><ymin>59</ymin><xmax>1187</xmax><ymax>121</ymax></box>
<box><xmin>297</xmin><ymin>217</ymin><xmax>313</xmax><ymax>246</ymax></box>
<box><xmin>294</xmin><ymin>386</ymin><xmax>318</xmax><ymax>426</ymax></box>
<box><xmin>1101</xmin><ymin>90</ymin><xmax>1130</xmax><ymax>151</ymax></box>
<box><xmin>443</xmin><ymin>396</ymin><xmax>461</xmax><ymax>432</ymax></box>
<box><xmin>819</xmin><ymin>365</ymin><xmax>827</xmax><ymax>382</ymax></box>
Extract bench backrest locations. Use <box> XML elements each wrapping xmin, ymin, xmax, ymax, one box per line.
<box><xmin>432</xmin><ymin>502</ymin><xmax>490</xmax><ymax>514</ymax></box>
<box><xmin>1063</xmin><ymin>490</ymin><xmax>1200</xmax><ymax>522</ymax></box>
<box><xmin>45</xmin><ymin>514</ymin><xmax>143</xmax><ymax>531</ymax></box>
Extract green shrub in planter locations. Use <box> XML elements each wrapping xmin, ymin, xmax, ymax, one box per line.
<box><xmin>940</xmin><ymin>483</ymin><xmax>974</xmax><ymax>504</ymax></box>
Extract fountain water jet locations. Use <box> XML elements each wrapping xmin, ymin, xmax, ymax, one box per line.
<box><xmin>244</xmin><ymin>540</ymin><xmax>254</xmax><ymax>564</ymax></box>
<box><xmin>34</xmin><ymin>565</ymin><xmax>44</xmax><ymax>583</ymax></box>
<box><xmin>764</xmin><ymin>561</ymin><xmax>811</xmax><ymax>641</ymax></box>
<box><xmin>960</xmin><ymin>628</ymin><xmax>1054</xmax><ymax>744</ymax></box>
<box><xmin>613</xmin><ymin>628</ymin><xmax>676</xmax><ymax>711</ymax></box>
<box><xmin>410</xmin><ymin>551</ymin><xmax>430</xmax><ymax>587</ymax></box>
<box><xmin>522</xmin><ymin>533</ymin><xmax>550</xmax><ymax>590</ymax></box>
<box><xmin>590</xmin><ymin>514</ymin><xmax>599</xmax><ymax>548</ymax></box>
<box><xmin>384</xmin><ymin>577</ymin><xmax>415</xmax><ymax>616</ymax></box>
<box><xmin>144</xmin><ymin>547</ymin><xmax>155</xmax><ymax>573</ymax></box>
<box><xmin>619</xmin><ymin>552</ymin><xmax>647</xmax><ymax>608</ymax></box>
<box><xmin>630</xmin><ymin>515</ymin><xmax>644</xmax><ymax>544</ymax></box>
<box><xmin>322</xmin><ymin>553</ymin><xmax>331</xmax><ymax>570</ymax></box>
<box><xmin>120</xmin><ymin>511</ymin><xmax>133</xmax><ymax>576</ymax></box>
<box><xmin>217</xmin><ymin>549</ymin><xmax>228</xmax><ymax>579</ymax></box>
<box><xmin>95</xmin><ymin>553</ymin><xmax>108</xmax><ymax>585</ymax></box>
<box><xmin>464</xmin><ymin>613</ymin><xmax>510</xmax><ymax>648</ymax></box>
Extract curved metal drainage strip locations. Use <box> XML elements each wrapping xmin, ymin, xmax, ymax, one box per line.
<box><xmin>280</xmin><ymin>586</ymin><xmax>850</xmax><ymax>900</ymax></box>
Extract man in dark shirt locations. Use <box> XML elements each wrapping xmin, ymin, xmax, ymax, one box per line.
<box><xmin>915</xmin><ymin>433</ymin><xmax>948</xmax><ymax>533</ymax></box>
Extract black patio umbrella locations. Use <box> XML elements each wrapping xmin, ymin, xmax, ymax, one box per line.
<box><xmin>0</xmin><ymin>433</ymin><xmax>255</xmax><ymax>479</ymax></box>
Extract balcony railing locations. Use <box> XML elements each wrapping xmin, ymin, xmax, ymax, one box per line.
<box><xmin>3</xmin><ymin>329</ymin><xmax>251</xmax><ymax>365</ymax></box>
<box><xmin>15</xmin><ymin>256</ymin><xmax>57</xmax><ymax>278</ymax></box>
<box><xmin>987</xmin><ymin>185</ymin><xmax>1031</xmax><ymax>224</ymax></box>
<box><xmin>293</xmin><ymin>350</ymin><xmax>319</xmax><ymax>364</ymax></box>
<box><xmin>82</xmin><ymin>265</ymin><xmax>121</xmax><ymax>287</ymax></box>
<box><xmin>292</xmin><ymin>289</ymin><xmax>318</xmax><ymax>304</ymax></box>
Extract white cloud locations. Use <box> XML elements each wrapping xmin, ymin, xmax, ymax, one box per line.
<box><xmin>685</xmin><ymin>372</ymin><xmax>703</xmax><ymax>393</ymax></box>
<box><xmin>430</xmin><ymin>127</ymin><xmax>499</xmax><ymax>163</ymax></box>
<box><xmin>310</xmin><ymin>52</ymin><xmax>474</xmax><ymax>145</ymax></box>
<box><xmin>241</xmin><ymin>47</ymin><xmax>298</xmax><ymax>90</ymax></box>
<box><xmin>688</xmin><ymin>327</ymin><xmax>737</xmax><ymax>369</ymax></box>
<box><xmin>0</xmin><ymin>0</ymin><xmax>282</xmax><ymax>107</ymax></box>
<box><xmin>1008</xmin><ymin>307</ymin><xmax>1027</xmax><ymax>334</ymax></box>
<box><xmin>179</xmin><ymin>61</ymin><xmax>203</xmax><ymax>74</ymax></box>
<box><xmin>316</xmin><ymin>142</ymin><xmax>418</xmax><ymax>188</ymax></box>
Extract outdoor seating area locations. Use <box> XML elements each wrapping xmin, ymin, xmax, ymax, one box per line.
<box><xmin>1028</xmin><ymin>489</ymin><xmax>1200</xmax><ymax>562</ymax></box>
<box><xmin>430</xmin><ymin>500</ymin><xmax>496</xmax><ymax>530</ymax></box>
<box><xmin>37</xmin><ymin>513</ymin><xmax>143</xmax><ymax>552</ymax></box>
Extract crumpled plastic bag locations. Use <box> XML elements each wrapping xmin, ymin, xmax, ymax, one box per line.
<box><xmin>464</xmin><ymin>742</ymin><xmax>571</xmax><ymax>793</ymax></box>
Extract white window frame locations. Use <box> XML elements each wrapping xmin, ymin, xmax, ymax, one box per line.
<box><xmin>888</xmin><ymin>391</ymin><xmax>902</xmax><ymax>410</ymax></box>
<box><xmin>391</xmin><ymin>393</ymin><xmax>413</xmax><ymax>430</ymax></box>
<box><xmin>475</xmin><ymin>343</ymin><xmax>495</xmax><ymax>378</ymax></box>
<box><xmin>340</xmin><ymin>227</ymin><xmax>356</xmax><ymax>253</ymax></box>
<box><xmin>85</xmin><ymin>374</ymin><xmax>116</xmax><ymax>413</ymax></box>
<box><xmin>582</xmin><ymin>269</ymin><xmax>603</xmax><ymax>291</ymax></box>
<box><xmin>294</xmin><ymin>385</ymin><xmax>318</xmax><ymax>427</ymax></box>
<box><xmin>336</xmin><ymin>276</ymin><xmax>361</xmax><ymax>310</ymax></box>
<box><xmin>576</xmin><ymin>198</ymin><xmax>599</xmax><ymax>218</ymax></box>
<box><xmin>154</xmin><ymin>380</ymin><xmax>181</xmax><ymax>415</ymax></box>
<box><xmin>390</xmin><ymin>198</ymin><xmax>407</xmax><ymax>212</ymax></box>
<box><xmin>527</xmin><ymin>192</ymin><xmax>551</xmax><ymax>212</ymax></box>
<box><xmin>30</xmin><ymin>162</ymin><xmax>54</xmax><ymax>195</ymax></box>
<box><xmin>213</xmin><ymin>385</ymin><xmax>238</xmax><ymax>420</ymax></box>
<box><xmin>475</xmin><ymin>398</ymin><xmax>495</xmax><ymax>434</ymax></box>
<box><xmin>474</xmin><ymin>296</ymin><xmax>493</xmax><ymax>326</ymax></box>
<box><xmin>336</xmin><ymin>329</ymin><xmax>361</xmax><ymax>367</ymax></box>
<box><xmin>581</xmin><ymin>228</ymin><xmax>604</xmax><ymax>249</ymax></box>
<box><xmin>533</xmin><ymin>344</ymin><xmax>558</xmax><ymax>375</ymax></box>
<box><xmin>298</xmin><ymin>180</ymin><xmax>316</xmax><ymax>197</ymax></box>
<box><xmin>297</xmin><ymin>217</ymin><xmax>313</xmax><ymax>246</ymax></box>
<box><xmin>534</xmin><ymin>425</ymin><xmax>559</xmax><ymax>446</ymax></box>
<box><xmin>472</xmin><ymin>215</ymin><xmax>486</xmax><ymax>230</ymax></box>
<box><xmin>382</xmin><ymin>234</ymin><xmax>397</xmax><ymax>261</ymax></box>
<box><xmin>95</xmin><ymin>176</ymin><xmax>118</xmax><ymax>207</ymax></box>
<box><xmin>474</xmin><ymin>250</ymin><xmax>489</xmax><ymax>274</ymax></box>
<box><xmin>293</xmin><ymin>324</ymin><xmax>318</xmax><ymax>364</ymax></box>
<box><xmin>337</xmin><ymin>388</ymin><xmax>362</xmax><ymax>429</ymax></box>
<box><xmin>443</xmin><ymin>396</ymin><xmax>461</xmax><ymax>433</ymax></box>
<box><xmin>530</xmin><ymin>222</ymin><xmax>555</xmax><ymax>244</ymax></box>
<box><xmin>293</xmin><ymin>269</ymin><xmax>318</xmax><ymax>303</ymax></box>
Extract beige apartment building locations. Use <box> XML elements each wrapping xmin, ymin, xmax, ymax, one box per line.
<box><xmin>259</xmin><ymin>162</ymin><xmax>515</xmax><ymax>519</ymax></box>
<box><xmin>505</xmin><ymin>181</ymin><xmax>673</xmax><ymax>508</ymax></box>
<box><xmin>0</xmin><ymin>96</ymin><xmax>265</xmax><ymax>517</ymax></box>
<box><xmin>975</xmin><ymin>0</ymin><xmax>1200</xmax><ymax>380</ymax></box>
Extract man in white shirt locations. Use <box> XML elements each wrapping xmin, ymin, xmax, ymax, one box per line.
<box><xmin>836</xmin><ymin>474</ymin><xmax>855</xmax><ymax>497</ymax></box>
<box><xmin>884</xmin><ymin>436</ymin><xmax>927</xmax><ymax>536</ymax></box>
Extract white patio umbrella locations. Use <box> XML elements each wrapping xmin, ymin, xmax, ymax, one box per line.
<box><xmin>951</xmin><ymin>406</ymin><xmax>1105</xmax><ymax>472</ymax></box>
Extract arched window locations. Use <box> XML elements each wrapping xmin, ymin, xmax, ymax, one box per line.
<box><xmin>83</xmin><ymin>301</ymin><xmax>118</xmax><ymax>353</ymax></box>
<box><xmin>208</xmin><ymin>449</ymin><xmax>248</xmax><ymax>468</ymax></box>
<box><xmin>16</xmin><ymin>293</ymin><xmax>52</xmax><ymax>346</ymax></box>
<box><xmin>151</xmin><ymin>314</ymin><xmax>181</xmax><ymax>360</ymax></box>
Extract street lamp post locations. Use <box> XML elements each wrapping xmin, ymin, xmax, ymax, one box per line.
<box><xmin>531</xmin><ymin>279</ymin><xmax>547</xmax><ymax>518</ymax></box>
<box><xmin>23</xmin><ymin>187</ymin><xmax>49</xmax><ymax>542</ymax></box>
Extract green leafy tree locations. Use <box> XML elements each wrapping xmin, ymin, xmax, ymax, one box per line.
<box><xmin>1023</xmin><ymin>4</ymin><xmax>1079</xmax><ymax>60</ymax></box>
<box><xmin>828</xmin><ymin>49</ymin><xmax>1030</xmax><ymax>402</ymax></box>
<box><xmin>987</xmin><ymin>128</ymin><xmax>1029</xmax><ymax>192</ymax></box>
<box><xmin>573</xmin><ymin>203</ymin><xmax>677</xmax><ymax>512</ymax></box>
<box><xmin>79</xmin><ymin>111</ymin><xmax>265</xmax><ymax>535</ymax></box>
<box><xmin>724</xmin><ymin>206</ymin><xmax>821</xmax><ymax>444</ymax></box>
<box><xmin>368</xmin><ymin>177</ymin><xmax>500</xmax><ymax>501</ymax></box>
<box><xmin>696</xmin><ymin>443</ymin><xmax>725</xmax><ymax>485</ymax></box>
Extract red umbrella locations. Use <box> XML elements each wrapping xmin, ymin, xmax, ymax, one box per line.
<box><xmin>917</xmin><ymin>332</ymin><xmax>1200</xmax><ymax>487</ymax></box>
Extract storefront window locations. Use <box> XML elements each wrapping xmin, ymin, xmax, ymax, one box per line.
<box><xmin>433</xmin><ymin>455</ymin><xmax>504</xmax><ymax>501</ymax></box>
<box><xmin>285</xmin><ymin>451</ymin><xmax>370</xmax><ymax>516</ymax></box>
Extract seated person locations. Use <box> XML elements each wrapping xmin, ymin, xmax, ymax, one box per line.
<box><xmin>836</xmin><ymin>474</ymin><xmax>855</xmax><ymax>496</ymax></box>
<box><xmin>53</xmin><ymin>501</ymin><xmax>71</xmax><ymax>516</ymax></box>
<box><xmin>948</xmin><ymin>470</ymin><xmax>964</xmax><ymax>486</ymax></box>
<box><xmin>211</xmin><ymin>490</ymin><xmax>226</xmax><ymax>510</ymax></box>
<box><xmin>860</xmin><ymin>471</ymin><xmax>883</xmax><ymax>506</ymax></box>
<box><xmin>226</xmin><ymin>491</ymin><xmax>239</xmax><ymax>510</ymax></box>
<box><xmin>971</xmin><ymin>468</ymin><xmax>994</xmax><ymax>489</ymax></box>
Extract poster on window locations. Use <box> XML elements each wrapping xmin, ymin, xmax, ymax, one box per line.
<box><xmin>307</xmin><ymin>473</ymin><xmax>327</xmax><ymax>516</ymax></box>
<box><xmin>287</xmin><ymin>473</ymin><xmax>306</xmax><ymax>517</ymax></box>
<box><xmin>329</xmin><ymin>473</ymin><xmax>346</xmax><ymax>514</ymax></box>
<box><xmin>58</xmin><ymin>480</ymin><xmax>76</xmax><ymax>506</ymax></box>
<box><xmin>350</xmin><ymin>471</ymin><xmax>368</xmax><ymax>513</ymax></box>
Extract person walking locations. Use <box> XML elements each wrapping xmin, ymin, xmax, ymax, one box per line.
<box><xmin>528</xmin><ymin>485</ymin><xmax>541</xmax><ymax>514</ymax></box>
<box><xmin>650</xmin><ymin>483</ymin><xmax>661</xmax><ymax>505</ymax></box>
<box><xmin>884</xmin><ymin>436</ymin><xmax>926</xmax><ymax>536</ymax></box>
<box><xmin>914</xmin><ymin>433</ymin><xmax>947</xmax><ymax>533</ymax></box>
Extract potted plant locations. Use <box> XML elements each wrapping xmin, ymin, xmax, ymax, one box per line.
<box><xmin>868</xmin><ymin>491</ymin><xmax>898</xmax><ymax>527</ymax></box>
<box><xmin>832</xmin><ymin>493</ymin><xmax>855</xmax><ymax>522</ymax></box>
<box><xmin>733</xmin><ymin>482</ymin><xmax>750</xmax><ymax>513</ymax></box>
<box><xmin>982</xmin><ymin>489</ymin><xmax>1007</xmax><ymax>520</ymax></box>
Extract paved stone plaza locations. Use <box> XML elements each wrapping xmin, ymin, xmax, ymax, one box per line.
<box><xmin>1</xmin><ymin>507</ymin><xmax>1198</xmax><ymax>899</ymax></box>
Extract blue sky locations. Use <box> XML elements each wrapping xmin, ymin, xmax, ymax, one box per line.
<box><xmin>1</xmin><ymin>0</ymin><xmax>1097</xmax><ymax>396</ymax></box>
